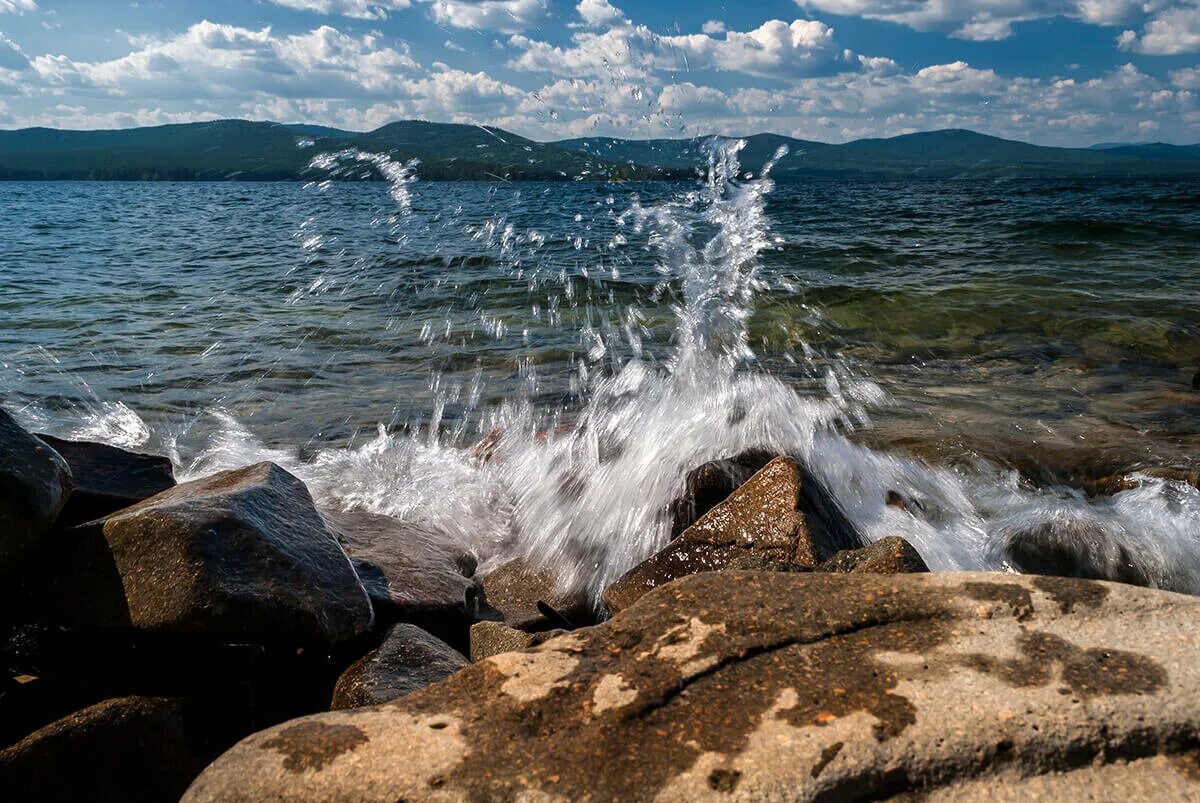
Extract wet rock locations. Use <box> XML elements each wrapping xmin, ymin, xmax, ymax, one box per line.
<box><xmin>184</xmin><ymin>571</ymin><xmax>1200</xmax><ymax>802</ymax></box>
<box><xmin>815</xmin><ymin>535</ymin><xmax>930</xmax><ymax>575</ymax></box>
<box><xmin>468</xmin><ymin>621</ymin><xmax>564</xmax><ymax>662</ymax></box>
<box><xmin>26</xmin><ymin>462</ymin><xmax>372</xmax><ymax>646</ymax></box>
<box><xmin>0</xmin><ymin>696</ymin><xmax>213</xmax><ymax>802</ymax></box>
<box><xmin>998</xmin><ymin>516</ymin><xmax>1166</xmax><ymax>590</ymax></box>
<box><xmin>479</xmin><ymin>558</ymin><xmax>593</xmax><ymax>631</ymax></box>
<box><xmin>0</xmin><ymin>408</ymin><xmax>72</xmax><ymax>577</ymax></box>
<box><xmin>323</xmin><ymin>509</ymin><xmax>478</xmax><ymax>635</ymax></box>
<box><xmin>603</xmin><ymin>456</ymin><xmax>863</xmax><ymax>614</ymax></box>
<box><xmin>332</xmin><ymin>624</ymin><xmax>466</xmax><ymax>710</ymax></box>
<box><xmin>36</xmin><ymin>434</ymin><xmax>175</xmax><ymax>528</ymax></box>
<box><xmin>668</xmin><ymin>449</ymin><xmax>776</xmax><ymax>538</ymax></box>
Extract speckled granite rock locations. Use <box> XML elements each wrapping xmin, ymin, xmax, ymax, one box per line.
<box><xmin>185</xmin><ymin>571</ymin><xmax>1200</xmax><ymax>801</ymax></box>
<box><xmin>468</xmin><ymin>620</ymin><xmax>564</xmax><ymax>661</ymax></box>
<box><xmin>815</xmin><ymin>535</ymin><xmax>929</xmax><ymax>575</ymax></box>
<box><xmin>603</xmin><ymin>456</ymin><xmax>863</xmax><ymax>613</ymax></box>
<box><xmin>332</xmin><ymin>624</ymin><xmax>466</xmax><ymax>709</ymax></box>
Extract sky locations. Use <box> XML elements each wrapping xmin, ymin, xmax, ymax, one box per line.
<box><xmin>0</xmin><ymin>0</ymin><xmax>1198</xmax><ymax>145</ymax></box>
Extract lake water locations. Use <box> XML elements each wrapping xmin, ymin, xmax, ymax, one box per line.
<box><xmin>3</xmin><ymin>144</ymin><xmax>1199</xmax><ymax>600</ymax></box>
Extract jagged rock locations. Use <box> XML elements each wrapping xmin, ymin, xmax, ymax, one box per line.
<box><xmin>332</xmin><ymin>624</ymin><xmax>466</xmax><ymax>710</ymax></box>
<box><xmin>480</xmin><ymin>558</ymin><xmax>592</xmax><ymax>630</ymax></box>
<box><xmin>668</xmin><ymin>449</ymin><xmax>775</xmax><ymax>538</ymax></box>
<box><xmin>185</xmin><ymin>571</ymin><xmax>1200</xmax><ymax>802</ymax></box>
<box><xmin>24</xmin><ymin>462</ymin><xmax>372</xmax><ymax>646</ymax></box>
<box><xmin>323</xmin><ymin>509</ymin><xmax>478</xmax><ymax>631</ymax></box>
<box><xmin>0</xmin><ymin>696</ymin><xmax>213</xmax><ymax>802</ymax></box>
<box><xmin>36</xmin><ymin>434</ymin><xmax>175</xmax><ymax>528</ymax></box>
<box><xmin>468</xmin><ymin>621</ymin><xmax>564</xmax><ymax>662</ymax></box>
<box><xmin>603</xmin><ymin>457</ymin><xmax>863</xmax><ymax>614</ymax></box>
<box><xmin>0</xmin><ymin>409</ymin><xmax>72</xmax><ymax>577</ymax></box>
<box><xmin>815</xmin><ymin>536</ymin><xmax>930</xmax><ymax>575</ymax></box>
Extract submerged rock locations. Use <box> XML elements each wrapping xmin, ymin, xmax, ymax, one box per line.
<box><xmin>184</xmin><ymin>571</ymin><xmax>1200</xmax><ymax>802</ymax></box>
<box><xmin>603</xmin><ymin>456</ymin><xmax>863</xmax><ymax>613</ymax></box>
<box><xmin>26</xmin><ymin>462</ymin><xmax>372</xmax><ymax>646</ymax></box>
<box><xmin>479</xmin><ymin>558</ymin><xmax>593</xmax><ymax>631</ymax></box>
<box><xmin>332</xmin><ymin>624</ymin><xmax>466</xmax><ymax>710</ymax></box>
<box><xmin>468</xmin><ymin>621</ymin><xmax>564</xmax><ymax>662</ymax></box>
<box><xmin>0</xmin><ymin>696</ymin><xmax>212</xmax><ymax>802</ymax></box>
<box><xmin>0</xmin><ymin>409</ymin><xmax>72</xmax><ymax>577</ymax></box>
<box><xmin>36</xmin><ymin>434</ymin><xmax>175</xmax><ymax>528</ymax></box>
<box><xmin>815</xmin><ymin>535</ymin><xmax>930</xmax><ymax>575</ymax></box>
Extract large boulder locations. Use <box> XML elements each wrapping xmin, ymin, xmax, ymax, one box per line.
<box><xmin>332</xmin><ymin>624</ymin><xmax>466</xmax><ymax>710</ymax></box>
<box><xmin>667</xmin><ymin>449</ymin><xmax>775</xmax><ymax>538</ymax></box>
<box><xmin>25</xmin><ymin>462</ymin><xmax>372</xmax><ymax>646</ymax></box>
<box><xmin>479</xmin><ymin>558</ymin><xmax>593</xmax><ymax>630</ymax></box>
<box><xmin>0</xmin><ymin>409</ymin><xmax>72</xmax><ymax>577</ymax></box>
<box><xmin>322</xmin><ymin>509</ymin><xmax>478</xmax><ymax>630</ymax></box>
<box><xmin>36</xmin><ymin>434</ymin><xmax>175</xmax><ymax>528</ymax></box>
<box><xmin>185</xmin><ymin>571</ymin><xmax>1200</xmax><ymax>801</ymax></box>
<box><xmin>0</xmin><ymin>696</ymin><xmax>213</xmax><ymax>802</ymax></box>
<box><xmin>603</xmin><ymin>456</ymin><xmax>863</xmax><ymax>613</ymax></box>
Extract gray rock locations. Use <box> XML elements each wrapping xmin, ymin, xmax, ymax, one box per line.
<box><xmin>0</xmin><ymin>408</ymin><xmax>72</xmax><ymax>577</ymax></box>
<box><xmin>184</xmin><ymin>571</ymin><xmax>1200</xmax><ymax>802</ymax></box>
<box><xmin>0</xmin><ymin>696</ymin><xmax>210</xmax><ymax>803</ymax></box>
<box><xmin>36</xmin><ymin>434</ymin><xmax>175</xmax><ymax>527</ymax></box>
<box><xmin>468</xmin><ymin>620</ymin><xmax>564</xmax><ymax>662</ymax></box>
<box><xmin>603</xmin><ymin>456</ymin><xmax>863</xmax><ymax>614</ymax></box>
<box><xmin>332</xmin><ymin>624</ymin><xmax>466</xmax><ymax>710</ymax></box>
<box><xmin>28</xmin><ymin>462</ymin><xmax>372</xmax><ymax>646</ymax></box>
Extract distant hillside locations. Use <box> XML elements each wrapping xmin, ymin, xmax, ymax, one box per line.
<box><xmin>556</xmin><ymin>129</ymin><xmax>1200</xmax><ymax>179</ymax></box>
<box><xmin>2</xmin><ymin>120</ymin><xmax>1200</xmax><ymax>181</ymax></box>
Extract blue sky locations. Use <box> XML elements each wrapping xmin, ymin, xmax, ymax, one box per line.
<box><xmin>0</xmin><ymin>0</ymin><xmax>1197</xmax><ymax>144</ymax></box>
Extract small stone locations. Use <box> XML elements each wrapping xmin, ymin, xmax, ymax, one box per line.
<box><xmin>480</xmin><ymin>559</ymin><xmax>593</xmax><ymax>631</ymax></box>
<box><xmin>815</xmin><ymin>536</ymin><xmax>930</xmax><ymax>575</ymax></box>
<box><xmin>469</xmin><ymin>620</ymin><xmax>564</xmax><ymax>661</ymax></box>
<box><xmin>332</xmin><ymin>624</ymin><xmax>466</xmax><ymax>709</ymax></box>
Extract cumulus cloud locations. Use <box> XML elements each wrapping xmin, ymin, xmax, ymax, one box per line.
<box><xmin>797</xmin><ymin>0</ymin><xmax>1148</xmax><ymax>40</ymax></box>
<box><xmin>1118</xmin><ymin>3</ymin><xmax>1200</xmax><ymax>54</ymax></box>
<box><xmin>702</xmin><ymin>20</ymin><xmax>727</xmax><ymax>34</ymax></box>
<box><xmin>267</xmin><ymin>0</ymin><xmax>411</xmax><ymax>19</ymax></box>
<box><xmin>428</xmin><ymin>0</ymin><xmax>547</xmax><ymax>33</ymax></box>
<box><xmin>0</xmin><ymin>0</ymin><xmax>36</xmax><ymax>13</ymax></box>
<box><xmin>577</xmin><ymin>0</ymin><xmax>625</xmax><ymax>27</ymax></box>
<box><xmin>510</xmin><ymin>17</ymin><xmax>848</xmax><ymax>79</ymax></box>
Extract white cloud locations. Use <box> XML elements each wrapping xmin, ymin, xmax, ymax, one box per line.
<box><xmin>702</xmin><ymin>20</ymin><xmax>727</xmax><ymax>34</ymax></box>
<box><xmin>1170</xmin><ymin>65</ymin><xmax>1200</xmax><ymax>87</ymax></box>
<box><xmin>577</xmin><ymin>0</ymin><xmax>624</xmax><ymax>26</ymax></box>
<box><xmin>0</xmin><ymin>32</ymin><xmax>27</xmax><ymax>70</ymax></box>
<box><xmin>1118</xmin><ymin>3</ymin><xmax>1200</xmax><ymax>54</ymax></box>
<box><xmin>428</xmin><ymin>0</ymin><xmax>547</xmax><ymax>33</ymax></box>
<box><xmin>797</xmin><ymin>0</ymin><xmax>1149</xmax><ymax>41</ymax></box>
<box><xmin>266</xmin><ymin>0</ymin><xmax>411</xmax><ymax>20</ymax></box>
<box><xmin>0</xmin><ymin>0</ymin><xmax>36</xmax><ymax>13</ymax></box>
<box><xmin>509</xmin><ymin>17</ymin><xmax>848</xmax><ymax>79</ymax></box>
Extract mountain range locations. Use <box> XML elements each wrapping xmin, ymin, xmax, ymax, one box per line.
<box><xmin>1</xmin><ymin>119</ymin><xmax>1198</xmax><ymax>181</ymax></box>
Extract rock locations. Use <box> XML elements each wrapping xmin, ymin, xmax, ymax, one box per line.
<box><xmin>332</xmin><ymin>624</ymin><xmax>466</xmax><ymax>710</ymax></box>
<box><xmin>815</xmin><ymin>535</ymin><xmax>930</xmax><ymax>575</ymax></box>
<box><xmin>25</xmin><ymin>462</ymin><xmax>372</xmax><ymax>646</ymax></box>
<box><xmin>479</xmin><ymin>558</ymin><xmax>593</xmax><ymax>630</ymax></box>
<box><xmin>468</xmin><ymin>621</ymin><xmax>564</xmax><ymax>662</ymax></box>
<box><xmin>998</xmin><ymin>516</ymin><xmax>1166</xmax><ymax>590</ymax></box>
<box><xmin>185</xmin><ymin>571</ymin><xmax>1200</xmax><ymax>802</ymax></box>
<box><xmin>603</xmin><ymin>456</ymin><xmax>863</xmax><ymax>614</ymax></box>
<box><xmin>0</xmin><ymin>408</ymin><xmax>72</xmax><ymax>577</ymax></box>
<box><xmin>323</xmin><ymin>509</ymin><xmax>478</xmax><ymax>633</ymax></box>
<box><xmin>0</xmin><ymin>696</ymin><xmax>212</xmax><ymax>802</ymax></box>
<box><xmin>668</xmin><ymin>449</ymin><xmax>775</xmax><ymax>538</ymax></box>
<box><xmin>36</xmin><ymin>434</ymin><xmax>175</xmax><ymax>528</ymax></box>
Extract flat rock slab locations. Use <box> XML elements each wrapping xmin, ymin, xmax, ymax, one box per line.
<box><xmin>603</xmin><ymin>456</ymin><xmax>863</xmax><ymax>613</ymax></box>
<box><xmin>332</xmin><ymin>624</ymin><xmax>467</xmax><ymax>710</ymax></box>
<box><xmin>0</xmin><ymin>409</ymin><xmax>72</xmax><ymax>577</ymax></box>
<box><xmin>36</xmin><ymin>434</ymin><xmax>175</xmax><ymax>527</ymax></box>
<box><xmin>30</xmin><ymin>462</ymin><xmax>372</xmax><ymax>646</ymax></box>
<box><xmin>186</xmin><ymin>571</ymin><xmax>1200</xmax><ymax>801</ymax></box>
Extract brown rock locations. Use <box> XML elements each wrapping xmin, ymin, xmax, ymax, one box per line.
<box><xmin>25</xmin><ymin>462</ymin><xmax>372</xmax><ymax>646</ymax></box>
<box><xmin>815</xmin><ymin>535</ymin><xmax>930</xmax><ymax>575</ymax></box>
<box><xmin>0</xmin><ymin>408</ymin><xmax>72</xmax><ymax>577</ymax></box>
<box><xmin>184</xmin><ymin>571</ymin><xmax>1200</xmax><ymax>802</ymax></box>
<box><xmin>0</xmin><ymin>696</ymin><xmax>212</xmax><ymax>802</ymax></box>
<box><xmin>480</xmin><ymin>558</ymin><xmax>593</xmax><ymax>630</ymax></box>
<box><xmin>36</xmin><ymin>434</ymin><xmax>175</xmax><ymax>527</ymax></box>
<box><xmin>468</xmin><ymin>620</ymin><xmax>564</xmax><ymax>662</ymax></box>
<box><xmin>603</xmin><ymin>456</ymin><xmax>862</xmax><ymax>613</ymax></box>
<box><xmin>332</xmin><ymin>624</ymin><xmax>466</xmax><ymax>710</ymax></box>
<box><xmin>668</xmin><ymin>449</ymin><xmax>775</xmax><ymax>538</ymax></box>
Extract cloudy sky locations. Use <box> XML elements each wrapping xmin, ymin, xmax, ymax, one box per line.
<box><xmin>0</xmin><ymin>0</ymin><xmax>1197</xmax><ymax>144</ymax></box>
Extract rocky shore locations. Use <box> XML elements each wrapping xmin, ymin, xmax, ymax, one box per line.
<box><xmin>2</xmin><ymin>405</ymin><xmax>1197</xmax><ymax>800</ymax></box>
